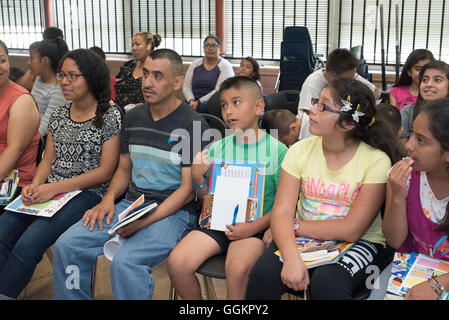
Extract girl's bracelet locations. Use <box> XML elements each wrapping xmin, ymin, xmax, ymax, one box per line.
<box><xmin>427</xmin><ymin>278</ymin><xmax>442</xmax><ymax>299</ymax></box>
<box><xmin>191</xmin><ymin>178</ymin><xmax>210</xmax><ymax>201</ymax></box>
<box><xmin>430</xmin><ymin>276</ymin><xmax>447</xmax><ymax>300</ymax></box>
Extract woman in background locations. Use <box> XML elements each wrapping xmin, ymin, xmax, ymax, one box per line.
<box><xmin>0</xmin><ymin>40</ymin><xmax>40</xmax><ymax>215</ymax></box>
<box><xmin>115</xmin><ymin>31</ymin><xmax>161</xmax><ymax>110</ymax></box>
<box><xmin>183</xmin><ymin>35</ymin><xmax>234</xmax><ymax>113</ymax></box>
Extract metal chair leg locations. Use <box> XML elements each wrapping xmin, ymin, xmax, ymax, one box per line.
<box><xmin>91</xmin><ymin>257</ymin><xmax>98</xmax><ymax>299</ymax></box>
<box><xmin>203</xmin><ymin>275</ymin><xmax>217</xmax><ymax>300</ymax></box>
<box><xmin>169</xmin><ymin>282</ymin><xmax>178</xmax><ymax>300</ymax></box>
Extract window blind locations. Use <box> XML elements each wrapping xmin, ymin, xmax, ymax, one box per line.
<box><xmin>0</xmin><ymin>0</ymin><xmax>44</xmax><ymax>50</ymax></box>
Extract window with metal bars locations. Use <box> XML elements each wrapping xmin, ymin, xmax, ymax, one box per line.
<box><xmin>0</xmin><ymin>0</ymin><xmax>45</xmax><ymax>50</ymax></box>
<box><xmin>0</xmin><ymin>0</ymin><xmax>448</xmax><ymax>66</ymax></box>
<box><xmin>225</xmin><ymin>0</ymin><xmax>449</xmax><ymax>65</ymax></box>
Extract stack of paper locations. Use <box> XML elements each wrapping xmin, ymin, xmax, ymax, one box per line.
<box><xmin>275</xmin><ymin>237</ymin><xmax>354</xmax><ymax>269</ymax></box>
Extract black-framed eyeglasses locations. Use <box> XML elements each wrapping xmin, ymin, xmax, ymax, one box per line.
<box><xmin>204</xmin><ymin>43</ymin><xmax>219</xmax><ymax>49</ymax></box>
<box><xmin>311</xmin><ymin>98</ymin><xmax>346</xmax><ymax>116</ymax></box>
<box><xmin>56</xmin><ymin>72</ymin><xmax>84</xmax><ymax>82</ymax></box>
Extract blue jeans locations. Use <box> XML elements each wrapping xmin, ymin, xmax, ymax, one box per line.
<box><xmin>52</xmin><ymin>198</ymin><xmax>197</xmax><ymax>300</ymax></box>
<box><xmin>0</xmin><ymin>191</ymin><xmax>101</xmax><ymax>298</ymax></box>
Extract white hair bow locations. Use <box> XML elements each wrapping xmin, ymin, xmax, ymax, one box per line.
<box><xmin>352</xmin><ymin>104</ymin><xmax>365</xmax><ymax>123</ymax></box>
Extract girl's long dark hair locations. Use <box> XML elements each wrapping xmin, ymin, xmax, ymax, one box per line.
<box><xmin>242</xmin><ymin>56</ymin><xmax>261</xmax><ymax>80</ymax></box>
<box><xmin>393</xmin><ymin>49</ymin><xmax>434</xmax><ymax>88</ymax></box>
<box><xmin>420</xmin><ymin>99</ymin><xmax>449</xmax><ymax>236</ymax></box>
<box><xmin>328</xmin><ymin>78</ymin><xmax>406</xmax><ymax>164</ymax></box>
<box><xmin>413</xmin><ymin>60</ymin><xmax>449</xmax><ymax>120</ymax></box>
<box><xmin>59</xmin><ymin>49</ymin><xmax>111</xmax><ymax>128</ymax></box>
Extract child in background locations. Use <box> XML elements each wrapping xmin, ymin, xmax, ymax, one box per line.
<box><xmin>8</xmin><ymin>67</ymin><xmax>25</xmax><ymax>85</ymax></box>
<box><xmin>375</xmin><ymin>103</ymin><xmax>403</xmax><ymax>138</ymax></box>
<box><xmin>28</xmin><ymin>38</ymin><xmax>69</xmax><ymax>137</ymax></box>
<box><xmin>400</xmin><ymin>60</ymin><xmax>449</xmax><ymax>142</ymax></box>
<box><xmin>246</xmin><ymin>78</ymin><xmax>404</xmax><ymax>300</ymax></box>
<box><xmin>261</xmin><ymin>109</ymin><xmax>301</xmax><ymax>147</ymax></box>
<box><xmin>370</xmin><ymin>98</ymin><xmax>449</xmax><ymax>300</ymax></box>
<box><xmin>296</xmin><ymin>48</ymin><xmax>379</xmax><ymax>141</ymax></box>
<box><xmin>390</xmin><ymin>49</ymin><xmax>434</xmax><ymax>111</ymax></box>
<box><xmin>168</xmin><ymin>76</ymin><xmax>288</xmax><ymax>300</ymax></box>
<box><xmin>238</xmin><ymin>56</ymin><xmax>263</xmax><ymax>94</ymax></box>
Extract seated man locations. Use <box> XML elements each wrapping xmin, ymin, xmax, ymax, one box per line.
<box><xmin>52</xmin><ymin>49</ymin><xmax>209</xmax><ymax>300</ymax></box>
<box><xmin>297</xmin><ymin>48</ymin><xmax>380</xmax><ymax>140</ymax></box>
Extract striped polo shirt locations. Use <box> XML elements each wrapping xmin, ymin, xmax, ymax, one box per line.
<box><xmin>120</xmin><ymin>101</ymin><xmax>209</xmax><ymax>214</ymax></box>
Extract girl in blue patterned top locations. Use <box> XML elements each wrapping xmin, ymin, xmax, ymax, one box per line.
<box><xmin>0</xmin><ymin>49</ymin><xmax>121</xmax><ymax>299</ymax></box>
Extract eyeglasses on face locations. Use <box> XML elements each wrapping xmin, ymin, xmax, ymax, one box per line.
<box><xmin>310</xmin><ymin>98</ymin><xmax>346</xmax><ymax>116</ymax></box>
<box><xmin>56</xmin><ymin>72</ymin><xmax>84</xmax><ymax>81</ymax></box>
<box><xmin>204</xmin><ymin>43</ymin><xmax>219</xmax><ymax>49</ymax></box>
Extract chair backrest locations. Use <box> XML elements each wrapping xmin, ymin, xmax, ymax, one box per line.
<box><xmin>264</xmin><ymin>90</ymin><xmax>300</xmax><ymax>115</ymax></box>
<box><xmin>206</xmin><ymin>91</ymin><xmax>223</xmax><ymax>120</ymax></box>
<box><xmin>351</xmin><ymin>45</ymin><xmax>371</xmax><ymax>80</ymax></box>
<box><xmin>199</xmin><ymin>113</ymin><xmax>227</xmax><ymax>142</ymax></box>
<box><xmin>279</xmin><ymin>27</ymin><xmax>316</xmax><ymax>91</ymax></box>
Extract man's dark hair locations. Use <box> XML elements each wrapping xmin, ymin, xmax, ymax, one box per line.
<box><xmin>149</xmin><ymin>48</ymin><xmax>183</xmax><ymax>77</ymax></box>
<box><xmin>326</xmin><ymin>48</ymin><xmax>359</xmax><ymax>75</ymax></box>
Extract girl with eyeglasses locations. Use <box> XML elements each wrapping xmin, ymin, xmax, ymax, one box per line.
<box><xmin>0</xmin><ymin>40</ymin><xmax>40</xmax><ymax>216</ymax></box>
<box><xmin>28</xmin><ymin>37</ymin><xmax>69</xmax><ymax>138</ymax></box>
<box><xmin>246</xmin><ymin>78</ymin><xmax>404</xmax><ymax>300</ymax></box>
<box><xmin>0</xmin><ymin>49</ymin><xmax>122</xmax><ymax>299</ymax></box>
<box><xmin>183</xmin><ymin>35</ymin><xmax>234</xmax><ymax>112</ymax></box>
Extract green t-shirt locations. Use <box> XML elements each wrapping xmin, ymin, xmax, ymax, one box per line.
<box><xmin>207</xmin><ymin>133</ymin><xmax>288</xmax><ymax>215</ymax></box>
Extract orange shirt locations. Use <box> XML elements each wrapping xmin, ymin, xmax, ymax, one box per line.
<box><xmin>0</xmin><ymin>81</ymin><xmax>40</xmax><ymax>186</ymax></box>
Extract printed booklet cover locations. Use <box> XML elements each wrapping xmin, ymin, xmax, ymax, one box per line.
<box><xmin>199</xmin><ymin>158</ymin><xmax>266</xmax><ymax>232</ymax></box>
<box><xmin>5</xmin><ymin>190</ymin><xmax>82</xmax><ymax>218</ymax></box>
<box><xmin>275</xmin><ymin>236</ymin><xmax>354</xmax><ymax>269</ymax></box>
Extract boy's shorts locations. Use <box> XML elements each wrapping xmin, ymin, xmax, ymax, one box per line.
<box><xmin>195</xmin><ymin>227</ymin><xmax>266</xmax><ymax>253</ymax></box>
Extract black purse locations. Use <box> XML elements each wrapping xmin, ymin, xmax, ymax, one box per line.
<box><xmin>114</xmin><ymin>78</ymin><xmax>144</xmax><ymax>109</ymax></box>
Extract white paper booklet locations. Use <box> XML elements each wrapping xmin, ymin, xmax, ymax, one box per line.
<box><xmin>108</xmin><ymin>199</ymin><xmax>158</xmax><ymax>234</ymax></box>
